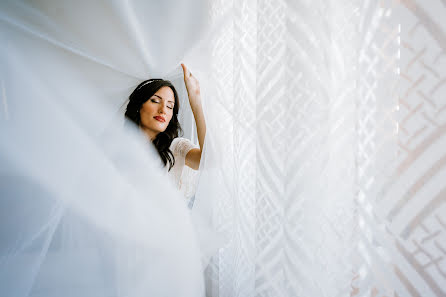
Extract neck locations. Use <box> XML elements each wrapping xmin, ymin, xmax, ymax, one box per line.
<box><xmin>140</xmin><ymin>126</ymin><xmax>158</xmax><ymax>142</ymax></box>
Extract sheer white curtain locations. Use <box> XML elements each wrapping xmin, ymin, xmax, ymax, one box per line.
<box><xmin>198</xmin><ymin>0</ymin><xmax>446</xmax><ymax>296</ymax></box>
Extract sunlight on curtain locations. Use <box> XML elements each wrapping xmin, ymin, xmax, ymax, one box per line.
<box><xmin>201</xmin><ymin>0</ymin><xmax>446</xmax><ymax>296</ymax></box>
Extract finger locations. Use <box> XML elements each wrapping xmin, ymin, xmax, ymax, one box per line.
<box><xmin>181</xmin><ymin>63</ymin><xmax>189</xmax><ymax>78</ymax></box>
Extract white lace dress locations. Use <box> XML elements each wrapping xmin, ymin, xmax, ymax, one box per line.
<box><xmin>166</xmin><ymin>137</ymin><xmax>199</xmax><ymax>206</ymax></box>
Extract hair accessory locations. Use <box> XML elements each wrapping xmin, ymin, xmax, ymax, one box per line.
<box><xmin>136</xmin><ymin>78</ymin><xmax>162</xmax><ymax>91</ymax></box>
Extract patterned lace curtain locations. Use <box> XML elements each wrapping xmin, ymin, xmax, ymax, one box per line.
<box><xmin>201</xmin><ymin>0</ymin><xmax>446</xmax><ymax>296</ymax></box>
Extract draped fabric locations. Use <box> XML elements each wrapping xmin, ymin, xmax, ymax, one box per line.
<box><xmin>0</xmin><ymin>1</ymin><xmax>209</xmax><ymax>296</ymax></box>
<box><xmin>1</xmin><ymin>1</ymin><xmax>446</xmax><ymax>297</ymax></box>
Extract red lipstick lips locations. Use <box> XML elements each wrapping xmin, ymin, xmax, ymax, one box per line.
<box><xmin>154</xmin><ymin>116</ymin><xmax>165</xmax><ymax>123</ymax></box>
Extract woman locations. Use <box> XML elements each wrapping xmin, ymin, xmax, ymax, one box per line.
<box><xmin>125</xmin><ymin>64</ymin><xmax>206</xmax><ymax>192</ymax></box>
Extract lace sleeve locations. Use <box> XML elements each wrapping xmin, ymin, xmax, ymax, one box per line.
<box><xmin>171</xmin><ymin>137</ymin><xmax>197</xmax><ymax>159</ymax></box>
<box><xmin>170</xmin><ymin>138</ymin><xmax>200</xmax><ymax>204</ymax></box>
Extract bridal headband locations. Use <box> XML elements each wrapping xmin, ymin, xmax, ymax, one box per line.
<box><xmin>135</xmin><ymin>78</ymin><xmax>164</xmax><ymax>91</ymax></box>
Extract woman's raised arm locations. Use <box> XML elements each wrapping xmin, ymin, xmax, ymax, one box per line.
<box><xmin>181</xmin><ymin>63</ymin><xmax>206</xmax><ymax>170</ymax></box>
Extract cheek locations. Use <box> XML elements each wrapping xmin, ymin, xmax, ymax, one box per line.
<box><xmin>166</xmin><ymin>111</ymin><xmax>174</xmax><ymax>123</ymax></box>
<box><xmin>140</xmin><ymin>104</ymin><xmax>155</xmax><ymax>118</ymax></box>
<box><xmin>141</xmin><ymin>103</ymin><xmax>156</xmax><ymax>114</ymax></box>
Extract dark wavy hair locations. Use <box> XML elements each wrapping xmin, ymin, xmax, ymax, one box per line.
<box><xmin>125</xmin><ymin>79</ymin><xmax>182</xmax><ymax>171</ymax></box>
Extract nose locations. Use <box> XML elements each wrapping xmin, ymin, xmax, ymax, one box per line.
<box><xmin>158</xmin><ymin>103</ymin><xmax>168</xmax><ymax>114</ymax></box>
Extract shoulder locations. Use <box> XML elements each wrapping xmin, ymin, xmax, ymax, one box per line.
<box><xmin>170</xmin><ymin>137</ymin><xmax>197</xmax><ymax>158</ymax></box>
<box><xmin>170</xmin><ymin>137</ymin><xmax>192</xmax><ymax>150</ymax></box>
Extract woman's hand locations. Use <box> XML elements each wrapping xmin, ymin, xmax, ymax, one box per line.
<box><xmin>181</xmin><ymin>63</ymin><xmax>200</xmax><ymax>100</ymax></box>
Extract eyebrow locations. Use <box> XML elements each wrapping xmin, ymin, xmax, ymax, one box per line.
<box><xmin>153</xmin><ymin>94</ymin><xmax>175</xmax><ymax>104</ymax></box>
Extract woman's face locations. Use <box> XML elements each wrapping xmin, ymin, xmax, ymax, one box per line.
<box><xmin>139</xmin><ymin>86</ymin><xmax>175</xmax><ymax>138</ymax></box>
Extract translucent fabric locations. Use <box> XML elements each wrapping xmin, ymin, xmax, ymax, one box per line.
<box><xmin>0</xmin><ymin>0</ymin><xmax>212</xmax><ymax>296</ymax></box>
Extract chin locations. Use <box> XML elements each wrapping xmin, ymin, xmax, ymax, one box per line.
<box><xmin>150</xmin><ymin>122</ymin><xmax>168</xmax><ymax>134</ymax></box>
<box><xmin>156</xmin><ymin>128</ymin><xmax>168</xmax><ymax>135</ymax></box>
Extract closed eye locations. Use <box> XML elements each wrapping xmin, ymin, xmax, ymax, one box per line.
<box><xmin>150</xmin><ymin>99</ymin><xmax>160</xmax><ymax>103</ymax></box>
